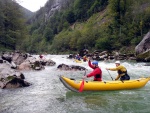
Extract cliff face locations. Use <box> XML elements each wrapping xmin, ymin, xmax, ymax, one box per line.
<box><xmin>135</xmin><ymin>31</ymin><xmax>150</xmax><ymax>55</ymax></box>
<box><xmin>135</xmin><ymin>31</ymin><xmax>150</xmax><ymax>62</ymax></box>
<box><xmin>44</xmin><ymin>0</ymin><xmax>62</xmax><ymax>22</ymax></box>
<box><xmin>29</xmin><ymin>0</ymin><xmax>74</xmax><ymax>23</ymax></box>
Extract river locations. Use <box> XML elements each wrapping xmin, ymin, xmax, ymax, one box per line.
<box><xmin>0</xmin><ymin>55</ymin><xmax>150</xmax><ymax>113</ymax></box>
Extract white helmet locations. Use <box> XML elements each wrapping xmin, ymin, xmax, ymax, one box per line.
<box><xmin>115</xmin><ymin>61</ymin><xmax>120</xmax><ymax>64</ymax></box>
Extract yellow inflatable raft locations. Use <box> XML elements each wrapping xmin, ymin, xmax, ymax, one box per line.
<box><xmin>60</xmin><ymin>76</ymin><xmax>150</xmax><ymax>92</ymax></box>
<box><xmin>74</xmin><ymin>59</ymin><xmax>82</xmax><ymax>63</ymax></box>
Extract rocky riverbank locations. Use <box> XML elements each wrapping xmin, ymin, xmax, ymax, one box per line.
<box><xmin>0</xmin><ymin>51</ymin><xmax>56</xmax><ymax>89</ymax></box>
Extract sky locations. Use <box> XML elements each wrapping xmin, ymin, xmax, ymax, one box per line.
<box><xmin>17</xmin><ymin>0</ymin><xmax>48</xmax><ymax>12</ymax></box>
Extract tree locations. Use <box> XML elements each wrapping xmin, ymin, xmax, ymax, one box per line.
<box><xmin>66</xmin><ymin>10</ymin><xmax>75</xmax><ymax>24</ymax></box>
<box><xmin>44</xmin><ymin>27</ymin><xmax>54</xmax><ymax>42</ymax></box>
<box><xmin>0</xmin><ymin>0</ymin><xmax>27</xmax><ymax>50</ymax></box>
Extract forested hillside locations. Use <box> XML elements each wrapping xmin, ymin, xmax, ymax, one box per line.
<box><xmin>23</xmin><ymin>0</ymin><xmax>150</xmax><ymax>54</ymax></box>
<box><xmin>0</xmin><ymin>0</ymin><xmax>33</xmax><ymax>51</ymax></box>
<box><xmin>22</xmin><ymin>0</ymin><xmax>109</xmax><ymax>53</ymax></box>
<box><xmin>0</xmin><ymin>0</ymin><xmax>150</xmax><ymax>54</ymax></box>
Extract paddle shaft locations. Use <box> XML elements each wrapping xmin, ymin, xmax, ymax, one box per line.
<box><xmin>107</xmin><ymin>70</ymin><xmax>113</xmax><ymax>80</ymax></box>
<box><xmin>84</xmin><ymin>70</ymin><xmax>86</xmax><ymax>76</ymax></box>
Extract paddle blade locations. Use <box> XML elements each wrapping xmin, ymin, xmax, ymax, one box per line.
<box><xmin>79</xmin><ymin>79</ymin><xmax>84</xmax><ymax>92</ymax></box>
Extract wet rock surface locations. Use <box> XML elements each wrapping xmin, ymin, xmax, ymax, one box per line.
<box><xmin>0</xmin><ymin>60</ymin><xmax>31</xmax><ymax>89</ymax></box>
<box><xmin>0</xmin><ymin>51</ymin><xmax>57</xmax><ymax>89</ymax></box>
<box><xmin>57</xmin><ymin>63</ymin><xmax>87</xmax><ymax>71</ymax></box>
<box><xmin>135</xmin><ymin>31</ymin><xmax>150</xmax><ymax>62</ymax></box>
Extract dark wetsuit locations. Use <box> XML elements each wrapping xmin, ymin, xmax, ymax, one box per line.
<box><xmin>118</xmin><ymin>69</ymin><xmax>130</xmax><ymax>81</ymax></box>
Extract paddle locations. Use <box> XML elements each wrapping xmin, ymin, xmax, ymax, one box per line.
<box><xmin>107</xmin><ymin>70</ymin><xmax>113</xmax><ymax>80</ymax></box>
<box><xmin>79</xmin><ymin>79</ymin><xmax>84</xmax><ymax>92</ymax></box>
<box><xmin>79</xmin><ymin>71</ymin><xmax>86</xmax><ymax>92</ymax></box>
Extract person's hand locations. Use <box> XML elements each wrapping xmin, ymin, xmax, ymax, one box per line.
<box><xmin>88</xmin><ymin>57</ymin><xmax>92</xmax><ymax>61</ymax></box>
<box><xmin>106</xmin><ymin>68</ymin><xmax>109</xmax><ymax>70</ymax></box>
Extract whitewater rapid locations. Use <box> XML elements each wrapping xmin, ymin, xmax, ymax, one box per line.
<box><xmin>0</xmin><ymin>55</ymin><xmax>150</xmax><ymax>113</ymax></box>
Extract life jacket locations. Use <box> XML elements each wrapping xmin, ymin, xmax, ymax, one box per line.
<box><xmin>94</xmin><ymin>67</ymin><xmax>101</xmax><ymax>79</ymax></box>
<box><xmin>117</xmin><ymin>66</ymin><xmax>128</xmax><ymax>76</ymax></box>
<box><xmin>118</xmin><ymin>68</ymin><xmax>130</xmax><ymax>80</ymax></box>
<box><xmin>117</xmin><ymin>70</ymin><xmax>127</xmax><ymax>76</ymax></box>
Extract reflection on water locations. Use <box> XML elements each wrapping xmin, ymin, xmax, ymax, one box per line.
<box><xmin>0</xmin><ymin>55</ymin><xmax>150</xmax><ymax>113</ymax></box>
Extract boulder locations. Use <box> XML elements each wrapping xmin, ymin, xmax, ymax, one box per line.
<box><xmin>18</xmin><ymin>61</ymin><xmax>31</xmax><ymax>70</ymax></box>
<box><xmin>135</xmin><ymin>31</ymin><xmax>150</xmax><ymax>55</ymax></box>
<box><xmin>135</xmin><ymin>31</ymin><xmax>150</xmax><ymax>62</ymax></box>
<box><xmin>79</xmin><ymin>49</ymin><xmax>89</xmax><ymax>57</ymax></box>
<box><xmin>45</xmin><ymin>59</ymin><xmax>56</xmax><ymax>66</ymax></box>
<box><xmin>31</xmin><ymin>61</ymin><xmax>45</xmax><ymax>70</ymax></box>
<box><xmin>67</xmin><ymin>54</ymin><xmax>74</xmax><ymax>59</ymax></box>
<box><xmin>136</xmin><ymin>50</ymin><xmax>150</xmax><ymax>62</ymax></box>
<box><xmin>12</xmin><ymin>51</ymin><xmax>28</xmax><ymax>65</ymax></box>
<box><xmin>2</xmin><ymin>75</ymin><xmax>30</xmax><ymax>89</ymax></box>
<box><xmin>0</xmin><ymin>60</ymin><xmax>31</xmax><ymax>89</ymax></box>
<box><xmin>57</xmin><ymin>63</ymin><xmax>87</xmax><ymax>71</ymax></box>
<box><xmin>1</xmin><ymin>52</ymin><xmax>12</xmax><ymax>63</ymax></box>
<box><xmin>18</xmin><ymin>55</ymin><xmax>46</xmax><ymax>71</ymax></box>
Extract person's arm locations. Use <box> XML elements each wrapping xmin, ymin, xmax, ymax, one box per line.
<box><xmin>115</xmin><ymin>75</ymin><xmax>121</xmax><ymax>80</ymax></box>
<box><xmin>107</xmin><ymin>66</ymin><xmax>122</xmax><ymax>71</ymax></box>
<box><xmin>83</xmin><ymin>68</ymin><xmax>101</xmax><ymax>79</ymax></box>
<box><xmin>106</xmin><ymin>66</ymin><xmax>122</xmax><ymax>80</ymax></box>
<box><xmin>88</xmin><ymin>60</ymin><xmax>95</xmax><ymax>69</ymax></box>
<box><xmin>87</xmin><ymin>68</ymin><xmax>100</xmax><ymax>78</ymax></box>
<box><xmin>86</xmin><ymin>71</ymin><xmax>95</xmax><ymax>78</ymax></box>
<box><xmin>109</xmin><ymin>67</ymin><xmax>118</xmax><ymax>71</ymax></box>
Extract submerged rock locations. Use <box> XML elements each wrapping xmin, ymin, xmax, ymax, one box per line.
<box><xmin>57</xmin><ymin>63</ymin><xmax>87</xmax><ymax>71</ymax></box>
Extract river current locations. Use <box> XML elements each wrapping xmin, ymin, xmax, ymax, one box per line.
<box><xmin>0</xmin><ymin>55</ymin><xmax>150</xmax><ymax>113</ymax></box>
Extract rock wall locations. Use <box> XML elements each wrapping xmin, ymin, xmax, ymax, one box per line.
<box><xmin>135</xmin><ymin>31</ymin><xmax>150</xmax><ymax>55</ymax></box>
<box><xmin>135</xmin><ymin>31</ymin><xmax>150</xmax><ymax>62</ymax></box>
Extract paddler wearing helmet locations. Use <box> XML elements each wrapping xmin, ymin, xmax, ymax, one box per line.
<box><xmin>106</xmin><ymin>61</ymin><xmax>130</xmax><ymax>81</ymax></box>
<box><xmin>83</xmin><ymin>58</ymin><xmax>102</xmax><ymax>81</ymax></box>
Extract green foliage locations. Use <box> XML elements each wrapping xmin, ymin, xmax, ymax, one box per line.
<box><xmin>66</xmin><ymin>10</ymin><xmax>75</xmax><ymax>24</ymax></box>
<box><xmin>74</xmin><ymin>0</ymin><xmax>93</xmax><ymax>20</ymax></box>
<box><xmin>25</xmin><ymin>0</ymin><xmax>109</xmax><ymax>53</ymax></box>
<box><xmin>0</xmin><ymin>0</ymin><xmax>28</xmax><ymax>51</ymax></box>
<box><xmin>96</xmin><ymin>37</ymin><xmax>112</xmax><ymax>51</ymax></box>
<box><xmin>44</xmin><ymin>27</ymin><xmax>54</xmax><ymax>42</ymax></box>
<box><xmin>69</xmin><ymin>30</ymin><xmax>81</xmax><ymax>50</ymax></box>
<box><xmin>88</xmin><ymin>0</ymin><xmax>108</xmax><ymax>17</ymax></box>
<box><xmin>73</xmin><ymin>0</ymin><xmax>108</xmax><ymax>20</ymax></box>
<box><xmin>47</xmin><ymin>0</ymin><xmax>149</xmax><ymax>54</ymax></box>
<box><xmin>50</xmin><ymin>30</ymin><xmax>71</xmax><ymax>53</ymax></box>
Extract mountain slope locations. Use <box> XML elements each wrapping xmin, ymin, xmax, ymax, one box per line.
<box><xmin>0</xmin><ymin>0</ymin><xmax>29</xmax><ymax>51</ymax></box>
<box><xmin>19</xmin><ymin>5</ymin><xmax>34</xmax><ymax>20</ymax></box>
<box><xmin>19</xmin><ymin>0</ymin><xmax>150</xmax><ymax>54</ymax></box>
